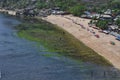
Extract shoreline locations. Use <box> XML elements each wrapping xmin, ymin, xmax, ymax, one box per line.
<box><xmin>41</xmin><ymin>15</ymin><xmax>120</xmax><ymax>69</ymax></box>
<box><xmin>0</xmin><ymin>9</ymin><xmax>119</xmax><ymax>68</ymax></box>
<box><xmin>16</xmin><ymin>17</ymin><xmax>112</xmax><ymax>67</ymax></box>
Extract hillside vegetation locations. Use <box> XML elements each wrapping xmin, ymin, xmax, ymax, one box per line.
<box><xmin>0</xmin><ymin>0</ymin><xmax>115</xmax><ymax>9</ymax></box>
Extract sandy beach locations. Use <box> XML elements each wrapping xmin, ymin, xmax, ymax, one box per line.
<box><xmin>41</xmin><ymin>15</ymin><xmax>120</xmax><ymax>69</ymax></box>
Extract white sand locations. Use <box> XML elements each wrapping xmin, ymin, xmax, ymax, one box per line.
<box><xmin>41</xmin><ymin>15</ymin><xmax>120</xmax><ymax>69</ymax></box>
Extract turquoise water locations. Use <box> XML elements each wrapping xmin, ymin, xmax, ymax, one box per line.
<box><xmin>0</xmin><ymin>14</ymin><xmax>120</xmax><ymax>80</ymax></box>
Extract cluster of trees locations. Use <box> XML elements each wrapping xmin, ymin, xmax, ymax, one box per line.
<box><xmin>0</xmin><ymin>0</ymin><xmax>81</xmax><ymax>9</ymax></box>
<box><xmin>0</xmin><ymin>0</ymin><xmax>33</xmax><ymax>8</ymax></box>
<box><xmin>69</xmin><ymin>4</ymin><xmax>86</xmax><ymax>16</ymax></box>
<box><xmin>1</xmin><ymin>0</ymin><xmax>120</xmax><ymax>18</ymax></box>
<box><xmin>89</xmin><ymin>0</ymin><xmax>120</xmax><ymax>30</ymax></box>
<box><xmin>96</xmin><ymin>20</ymin><xmax>109</xmax><ymax>30</ymax></box>
<box><xmin>34</xmin><ymin>0</ymin><xmax>86</xmax><ymax>16</ymax></box>
<box><xmin>35</xmin><ymin>0</ymin><xmax>86</xmax><ymax>16</ymax></box>
<box><xmin>0</xmin><ymin>0</ymin><xmax>86</xmax><ymax>16</ymax></box>
<box><xmin>108</xmin><ymin>0</ymin><xmax>120</xmax><ymax>9</ymax></box>
<box><xmin>94</xmin><ymin>18</ymin><xmax>120</xmax><ymax>30</ymax></box>
<box><xmin>115</xmin><ymin>19</ymin><xmax>120</xmax><ymax>28</ymax></box>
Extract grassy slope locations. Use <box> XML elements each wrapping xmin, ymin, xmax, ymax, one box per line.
<box><xmin>16</xmin><ymin>18</ymin><xmax>112</xmax><ymax>66</ymax></box>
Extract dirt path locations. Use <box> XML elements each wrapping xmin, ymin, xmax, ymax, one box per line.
<box><xmin>41</xmin><ymin>15</ymin><xmax>120</xmax><ymax>69</ymax></box>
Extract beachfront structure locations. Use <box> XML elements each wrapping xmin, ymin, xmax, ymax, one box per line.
<box><xmin>7</xmin><ymin>10</ymin><xmax>16</xmax><ymax>15</ymax></box>
<box><xmin>81</xmin><ymin>12</ymin><xmax>100</xmax><ymax>19</ymax></box>
<box><xmin>108</xmin><ymin>25</ymin><xmax>120</xmax><ymax>33</ymax></box>
<box><xmin>51</xmin><ymin>7</ymin><xmax>64</xmax><ymax>15</ymax></box>
<box><xmin>100</xmin><ymin>14</ymin><xmax>112</xmax><ymax>20</ymax></box>
<box><xmin>108</xmin><ymin>25</ymin><xmax>119</xmax><ymax>30</ymax></box>
<box><xmin>83</xmin><ymin>10</ymin><xmax>112</xmax><ymax>20</ymax></box>
<box><xmin>114</xmin><ymin>15</ymin><xmax>120</xmax><ymax>21</ymax></box>
<box><xmin>16</xmin><ymin>9</ymin><xmax>24</xmax><ymax>16</ymax></box>
<box><xmin>104</xmin><ymin>9</ymin><xmax>112</xmax><ymax>15</ymax></box>
<box><xmin>52</xmin><ymin>10</ymin><xmax>64</xmax><ymax>15</ymax></box>
<box><xmin>92</xmin><ymin>13</ymin><xmax>100</xmax><ymax>19</ymax></box>
<box><xmin>38</xmin><ymin>9</ymin><xmax>51</xmax><ymax>17</ymax></box>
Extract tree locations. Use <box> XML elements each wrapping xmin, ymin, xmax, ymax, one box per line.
<box><xmin>108</xmin><ymin>0</ymin><xmax>120</xmax><ymax>9</ymax></box>
<box><xmin>115</xmin><ymin>18</ymin><xmax>120</xmax><ymax>28</ymax></box>
<box><xmin>69</xmin><ymin>4</ymin><xmax>86</xmax><ymax>16</ymax></box>
<box><xmin>96</xmin><ymin>20</ymin><xmax>108</xmax><ymax>30</ymax></box>
<box><xmin>112</xmin><ymin>9</ymin><xmax>120</xmax><ymax>16</ymax></box>
<box><xmin>36</xmin><ymin>2</ymin><xmax>48</xmax><ymax>9</ymax></box>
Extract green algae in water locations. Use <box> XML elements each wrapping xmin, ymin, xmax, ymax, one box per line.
<box><xmin>42</xmin><ymin>53</ymin><xmax>62</xmax><ymax>57</ymax></box>
<box><xmin>16</xmin><ymin>18</ymin><xmax>112</xmax><ymax>67</ymax></box>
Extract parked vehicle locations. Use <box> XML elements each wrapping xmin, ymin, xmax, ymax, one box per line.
<box><xmin>110</xmin><ymin>32</ymin><xmax>119</xmax><ymax>37</ymax></box>
<box><xmin>102</xmin><ymin>30</ymin><xmax>110</xmax><ymax>34</ymax></box>
<box><xmin>95</xmin><ymin>34</ymin><xmax>100</xmax><ymax>38</ymax></box>
<box><xmin>116</xmin><ymin>36</ymin><xmax>120</xmax><ymax>41</ymax></box>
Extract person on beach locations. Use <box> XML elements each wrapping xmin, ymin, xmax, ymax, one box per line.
<box><xmin>87</xmin><ymin>28</ymin><xmax>89</xmax><ymax>31</ymax></box>
<box><xmin>63</xmin><ymin>24</ymin><xmax>64</xmax><ymax>26</ymax></box>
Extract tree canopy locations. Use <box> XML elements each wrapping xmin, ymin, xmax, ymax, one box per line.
<box><xmin>115</xmin><ymin>18</ymin><xmax>120</xmax><ymax>28</ymax></box>
<box><xmin>69</xmin><ymin>4</ymin><xmax>86</xmax><ymax>16</ymax></box>
<box><xmin>96</xmin><ymin>20</ymin><xmax>109</xmax><ymax>30</ymax></box>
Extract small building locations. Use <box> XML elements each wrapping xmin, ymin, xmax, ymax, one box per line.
<box><xmin>108</xmin><ymin>25</ymin><xmax>118</xmax><ymax>31</ymax></box>
<box><xmin>16</xmin><ymin>9</ymin><xmax>24</xmax><ymax>16</ymax></box>
<box><xmin>7</xmin><ymin>11</ymin><xmax>16</xmax><ymax>16</ymax></box>
<box><xmin>81</xmin><ymin>11</ymin><xmax>92</xmax><ymax>19</ymax></box>
<box><xmin>91</xmin><ymin>13</ymin><xmax>100</xmax><ymax>19</ymax></box>
<box><xmin>104</xmin><ymin>9</ymin><xmax>112</xmax><ymax>15</ymax></box>
<box><xmin>51</xmin><ymin>7</ymin><xmax>66</xmax><ymax>15</ymax></box>
<box><xmin>100</xmin><ymin>14</ymin><xmax>112</xmax><ymax>19</ymax></box>
<box><xmin>51</xmin><ymin>10</ymin><xmax>65</xmax><ymax>15</ymax></box>
<box><xmin>84</xmin><ymin>11</ymin><xmax>91</xmax><ymax>15</ymax></box>
<box><xmin>114</xmin><ymin>15</ymin><xmax>120</xmax><ymax>21</ymax></box>
<box><xmin>108</xmin><ymin>25</ymin><xmax>120</xmax><ymax>33</ymax></box>
<box><xmin>99</xmin><ymin>14</ymin><xmax>113</xmax><ymax>21</ymax></box>
<box><xmin>81</xmin><ymin>14</ymin><xmax>88</xmax><ymax>18</ymax></box>
<box><xmin>38</xmin><ymin>9</ymin><xmax>51</xmax><ymax>17</ymax></box>
<box><xmin>81</xmin><ymin>11</ymin><xmax>100</xmax><ymax>19</ymax></box>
